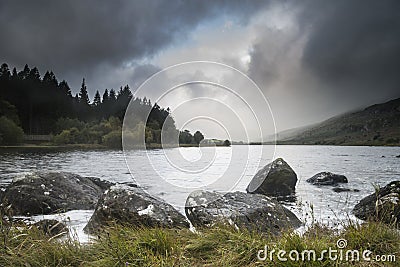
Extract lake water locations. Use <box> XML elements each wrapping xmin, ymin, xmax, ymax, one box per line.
<box><xmin>1</xmin><ymin>145</ymin><xmax>399</xmax><ymax>241</ymax></box>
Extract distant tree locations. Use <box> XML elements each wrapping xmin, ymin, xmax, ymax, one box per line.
<box><xmin>194</xmin><ymin>130</ymin><xmax>204</xmax><ymax>145</ymax></box>
<box><xmin>93</xmin><ymin>90</ymin><xmax>101</xmax><ymax>106</ymax></box>
<box><xmin>109</xmin><ymin>89</ymin><xmax>116</xmax><ymax>101</ymax></box>
<box><xmin>179</xmin><ymin>130</ymin><xmax>194</xmax><ymax>144</ymax></box>
<box><xmin>115</xmin><ymin>85</ymin><xmax>133</xmax><ymax>119</ymax></box>
<box><xmin>54</xmin><ymin>117</ymin><xmax>85</xmax><ymax>133</ymax></box>
<box><xmin>0</xmin><ymin>99</ymin><xmax>20</xmax><ymax>125</ymax></box>
<box><xmin>79</xmin><ymin>78</ymin><xmax>90</xmax><ymax>105</ymax></box>
<box><xmin>117</xmin><ymin>85</ymin><xmax>132</xmax><ymax>101</ymax></box>
<box><xmin>11</xmin><ymin>67</ymin><xmax>17</xmax><ymax>79</ymax></box>
<box><xmin>102</xmin><ymin>89</ymin><xmax>109</xmax><ymax>104</ymax></box>
<box><xmin>59</xmin><ymin>80</ymin><xmax>72</xmax><ymax>97</ymax></box>
<box><xmin>42</xmin><ymin>71</ymin><xmax>58</xmax><ymax>87</ymax></box>
<box><xmin>0</xmin><ymin>62</ymin><xmax>182</xmax><ymax>140</ymax></box>
<box><xmin>223</xmin><ymin>139</ymin><xmax>231</xmax><ymax>146</ymax></box>
<box><xmin>0</xmin><ymin>116</ymin><xmax>24</xmax><ymax>145</ymax></box>
<box><xmin>19</xmin><ymin>64</ymin><xmax>30</xmax><ymax>80</ymax></box>
<box><xmin>28</xmin><ymin>67</ymin><xmax>40</xmax><ymax>81</ymax></box>
<box><xmin>102</xmin><ymin>130</ymin><xmax>122</xmax><ymax>148</ymax></box>
<box><xmin>0</xmin><ymin>63</ymin><xmax>10</xmax><ymax>80</ymax></box>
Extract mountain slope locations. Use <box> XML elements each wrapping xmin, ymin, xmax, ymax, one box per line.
<box><xmin>277</xmin><ymin>97</ymin><xmax>400</xmax><ymax>146</ymax></box>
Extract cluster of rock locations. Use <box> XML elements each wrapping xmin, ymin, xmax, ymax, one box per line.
<box><xmin>2</xmin><ymin>159</ymin><xmax>398</xmax><ymax>236</ymax></box>
<box><xmin>0</xmin><ymin>159</ymin><xmax>303</xmax><ymax>236</ymax></box>
<box><xmin>306</xmin><ymin>172</ymin><xmax>347</xmax><ymax>186</ymax></box>
<box><xmin>305</xmin><ymin>171</ymin><xmax>361</xmax><ymax>193</ymax></box>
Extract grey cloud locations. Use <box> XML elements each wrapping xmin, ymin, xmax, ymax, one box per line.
<box><xmin>130</xmin><ymin>64</ymin><xmax>162</xmax><ymax>90</ymax></box>
<box><xmin>301</xmin><ymin>0</ymin><xmax>400</xmax><ymax>94</ymax></box>
<box><xmin>248</xmin><ymin>26</ymin><xmax>301</xmax><ymax>87</ymax></box>
<box><xmin>246</xmin><ymin>0</ymin><xmax>400</xmax><ymax>131</ymax></box>
<box><xmin>0</xmin><ymin>0</ymin><xmax>269</xmax><ymax>91</ymax></box>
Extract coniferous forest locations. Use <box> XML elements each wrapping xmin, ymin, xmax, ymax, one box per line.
<box><xmin>0</xmin><ymin>63</ymin><xmax>204</xmax><ymax>147</ymax></box>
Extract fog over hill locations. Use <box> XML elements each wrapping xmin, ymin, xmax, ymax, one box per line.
<box><xmin>269</xmin><ymin>97</ymin><xmax>400</xmax><ymax>146</ymax></box>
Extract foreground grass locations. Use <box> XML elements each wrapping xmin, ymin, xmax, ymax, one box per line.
<box><xmin>0</xmin><ymin>221</ymin><xmax>399</xmax><ymax>267</ymax></box>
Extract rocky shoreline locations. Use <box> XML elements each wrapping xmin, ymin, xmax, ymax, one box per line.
<box><xmin>1</xmin><ymin>158</ymin><xmax>399</xmax><ymax>237</ymax></box>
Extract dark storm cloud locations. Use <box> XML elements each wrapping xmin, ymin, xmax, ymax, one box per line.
<box><xmin>245</xmin><ymin>0</ymin><xmax>400</xmax><ymax>131</ymax></box>
<box><xmin>249</xmin><ymin>0</ymin><xmax>400</xmax><ymax>95</ymax></box>
<box><xmin>130</xmin><ymin>64</ymin><xmax>162</xmax><ymax>87</ymax></box>
<box><xmin>301</xmin><ymin>0</ymin><xmax>400</xmax><ymax>94</ymax></box>
<box><xmin>0</xmin><ymin>0</ymin><xmax>268</xmax><ymax>90</ymax></box>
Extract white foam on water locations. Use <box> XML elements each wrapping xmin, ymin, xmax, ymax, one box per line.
<box><xmin>30</xmin><ymin>210</ymin><xmax>94</xmax><ymax>243</ymax></box>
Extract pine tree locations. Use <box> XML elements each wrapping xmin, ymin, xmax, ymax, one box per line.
<box><xmin>0</xmin><ymin>63</ymin><xmax>10</xmax><ymax>80</ymax></box>
<box><xmin>93</xmin><ymin>90</ymin><xmax>101</xmax><ymax>106</ymax></box>
<box><xmin>11</xmin><ymin>68</ymin><xmax>17</xmax><ymax>79</ymax></box>
<box><xmin>79</xmin><ymin>78</ymin><xmax>90</xmax><ymax>105</ymax></box>
<box><xmin>28</xmin><ymin>67</ymin><xmax>40</xmax><ymax>81</ymax></box>
<box><xmin>59</xmin><ymin>80</ymin><xmax>72</xmax><ymax>97</ymax></box>
<box><xmin>194</xmin><ymin>131</ymin><xmax>205</xmax><ymax>145</ymax></box>
<box><xmin>19</xmin><ymin>64</ymin><xmax>30</xmax><ymax>80</ymax></box>
<box><xmin>102</xmin><ymin>89</ymin><xmax>109</xmax><ymax>104</ymax></box>
<box><xmin>109</xmin><ymin>89</ymin><xmax>116</xmax><ymax>101</ymax></box>
<box><xmin>42</xmin><ymin>71</ymin><xmax>58</xmax><ymax>87</ymax></box>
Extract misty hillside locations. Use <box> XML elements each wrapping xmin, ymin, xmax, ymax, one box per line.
<box><xmin>277</xmin><ymin>97</ymin><xmax>400</xmax><ymax>146</ymax></box>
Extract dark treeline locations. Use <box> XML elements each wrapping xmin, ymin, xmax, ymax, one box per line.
<box><xmin>0</xmin><ymin>63</ymin><xmax>204</xmax><ymax>147</ymax></box>
<box><xmin>0</xmin><ymin>63</ymin><xmax>165</xmax><ymax>133</ymax></box>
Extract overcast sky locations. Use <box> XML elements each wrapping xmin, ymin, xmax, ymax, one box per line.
<box><xmin>1</xmin><ymin>0</ymin><xmax>399</xmax><ymax>139</ymax></box>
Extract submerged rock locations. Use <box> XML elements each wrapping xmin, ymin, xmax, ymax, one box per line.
<box><xmin>306</xmin><ymin>172</ymin><xmax>348</xmax><ymax>186</ymax></box>
<box><xmin>1</xmin><ymin>172</ymin><xmax>113</xmax><ymax>216</ymax></box>
<box><xmin>246</xmin><ymin>158</ymin><xmax>297</xmax><ymax>197</ymax></box>
<box><xmin>84</xmin><ymin>184</ymin><xmax>189</xmax><ymax>233</ymax></box>
<box><xmin>33</xmin><ymin>219</ymin><xmax>68</xmax><ymax>237</ymax></box>
<box><xmin>353</xmin><ymin>181</ymin><xmax>400</xmax><ymax>225</ymax></box>
<box><xmin>185</xmin><ymin>190</ymin><xmax>301</xmax><ymax>235</ymax></box>
<box><xmin>332</xmin><ymin>187</ymin><xmax>360</xmax><ymax>193</ymax></box>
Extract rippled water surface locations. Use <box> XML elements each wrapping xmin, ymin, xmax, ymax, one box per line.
<box><xmin>1</xmin><ymin>145</ymin><xmax>399</xmax><ymax>240</ymax></box>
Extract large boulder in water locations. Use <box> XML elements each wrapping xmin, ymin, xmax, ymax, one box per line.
<box><xmin>306</xmin><ymin>172</ymin><xmax>348</xmax><ymax>186</ymax></box>
<box><xmin>0</xmin><ymin>172</ymin><xmax>113</xmax><ymax>216</ymax></box>
<box><xmin>84</xmin><ymin>184</ymin><xmax>189</xmax><ymax>233</ymax></box>
<box><xmin>353</xmin><ymin>181</ymin><xmax>400</xmax><ymax>225</ymax></box>
<box><xmin>185</xmin><ymin>190</ymin><xmax>301</xmax><ymax>235</ymax></box>
<box><xmin>246</xmin><ymin>158</ymin><xmax>297</xmax><ymax>197</ymax></box>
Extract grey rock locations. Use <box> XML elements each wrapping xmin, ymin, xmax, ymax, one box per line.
<box><xmin>246</xmin><ymin>158</ymin><xmax>297</xmax><ymax>197</ymax></box>
<box><xmin>306</xmin><ymin>172</ymin><xmax>348</xmax><ymax>186</ymax></box>
<box><xmin>332</xmin><ymin>187</ymin><xmax>360</xmax><ymax>193</ymax></box>
<box><xmin>353</xmin><ymin>181</ymin><xmax>400</xmax><ymax>225</ymax></box>
<box><xmin>185</xmin><ymin>190</ymin><xmax>301</xmax><ymax>235</ymax></box>
<box><xmin>84</xmin><ymin>184</ymin><xmax>189</xmax><ymax>233</ymax></box>
<box><xmin>1</xmin><ymin>172</ymin><xmax>113</xmax><ymax>216</ymax></box>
